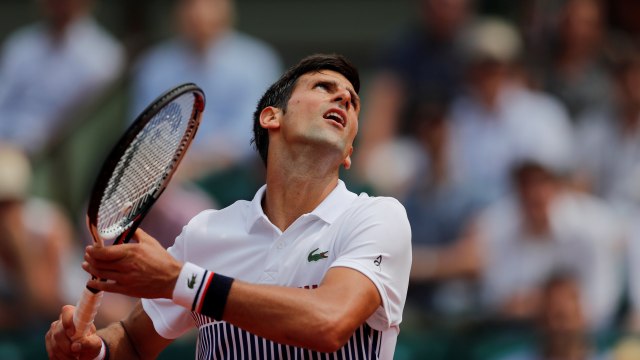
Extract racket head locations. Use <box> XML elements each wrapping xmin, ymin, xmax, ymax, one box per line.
<box><xmin>86</xmin><ymin>83</ymin><xmax>205</xmax><ymax>247</ymax></box>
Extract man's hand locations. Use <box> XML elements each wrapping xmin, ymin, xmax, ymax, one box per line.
<box><xmin>83</xmin><ymin>228</ymin><xmax>183</xmax><ymax>299</ymax></box>
<box><xmin>45</xmin><ymin>305</ymin><xmax>102</xmax><ymax>360</ymax></box>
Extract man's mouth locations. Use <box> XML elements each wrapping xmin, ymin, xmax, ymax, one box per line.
<box><xmin>323</xmin><ymin>109</ymin><xmax>346</xmax><ymax>127</ymax></box>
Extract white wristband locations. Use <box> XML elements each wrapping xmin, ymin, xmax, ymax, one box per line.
<box><xmin>91</xmin><ymin>338</ymin><xmax>106</xmax><ymax>360</ymax></box>
<box><xmin>172</xmin><ymin>262</ymin><xmax>211</xmax><ymax>311</ymax></box>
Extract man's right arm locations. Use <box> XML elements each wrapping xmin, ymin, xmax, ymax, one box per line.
<box><xmin>46</xmin><ymin>301</ymin><xmax>172</xmax><ymax>359</ymax></box>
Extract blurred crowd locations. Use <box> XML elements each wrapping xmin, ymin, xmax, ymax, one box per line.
<box><xmin>2</xmin><ymin>0</ymin><xmax>640</xmax><ymax>358</ymax></box>
<box><xmin>359</xmin><ymin>0</ymin><xmax>640</xmax><ymax>358</ymax></box>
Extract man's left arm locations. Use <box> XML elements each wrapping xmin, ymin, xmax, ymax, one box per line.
<box><xmin>223</xmin><ymin>266</ymin><xmax>382</xmax><ymax>352</ymax></box>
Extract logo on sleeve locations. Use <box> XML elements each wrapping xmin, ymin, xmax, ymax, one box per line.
<box><xmin>187</xmin><ymin>273</ymin><xmax>197</xmax><ymax>289</ymax></box>
<box><xmin>374</xmin><ymin>255</ymin><xmax>382</xmax><ymax>267</ymax></box>
<box><xmin>308</xmin><ymin>248</ymin><xmax>329</xmax><ymax>262</ymax></box>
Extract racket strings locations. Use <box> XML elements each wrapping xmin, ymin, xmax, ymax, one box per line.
<box><xmin>98</xmin><ymin>94</ymin><xmax>197</xmax><ymax>239</ymax></box>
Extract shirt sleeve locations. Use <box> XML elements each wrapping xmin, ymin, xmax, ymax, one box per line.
<box><xmin>141</xmin><ymin>213</ymin><xmax>211</xmax><ymax>339</ymax></box>
<box><xmin>330</xmin><ymin>197</ymin><xmax>412</xmax><ymax>331</ymax></box>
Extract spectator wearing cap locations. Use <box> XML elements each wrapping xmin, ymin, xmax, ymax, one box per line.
<box><xmin>447</xmin><ymin>17</ymin><xmax>576</xmax><ymax>206</ymax></box>
<box><xmin>369</xmin><ymin>17</ymin><xmax>581</xmax><ymax>326</ymax></box>
<box><xmin>0</xmin><ymin>145</ymin><xmax>77</xmax><ymax>333</ymax></box>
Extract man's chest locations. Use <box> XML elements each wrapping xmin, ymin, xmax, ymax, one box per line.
<box><xmin>185</xmin><ymin>218</ymin><xmax>345</xmax><ymax>288</ymax></box>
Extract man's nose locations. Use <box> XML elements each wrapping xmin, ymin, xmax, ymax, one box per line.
<box><xmin>333</xmin><ymin>88</ymin><xmax>352</xmax><ymax>109</ymax></box>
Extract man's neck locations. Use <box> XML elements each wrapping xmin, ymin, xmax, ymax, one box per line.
<box><xmin>262</xmin><ymin>152</ymin><xmax>341</xmax><ymax>232</ymax></box>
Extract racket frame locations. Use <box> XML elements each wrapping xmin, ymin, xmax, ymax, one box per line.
<box><xmin>73</xmin><ymin>83</ymin><xmax>205</xmax><ymax>339</ymax></box>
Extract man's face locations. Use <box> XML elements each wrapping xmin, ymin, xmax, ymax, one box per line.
<box><xmin>276</xmin><ymin>70</ymin><xmax>360</xmax><ymax>167</ymax></box>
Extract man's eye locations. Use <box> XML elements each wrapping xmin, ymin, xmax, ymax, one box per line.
<box><xmin>315</xmin><ymin>83</ymin><xmax>329</xmax><ymax>90</ymax></box>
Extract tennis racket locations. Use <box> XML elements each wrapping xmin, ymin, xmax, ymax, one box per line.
<box><xmin>72</xmin><ymin>83</ymin><xmax>205</xmax><ymax>339</ymax></box>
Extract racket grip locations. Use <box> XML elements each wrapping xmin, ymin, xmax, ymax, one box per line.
<box><xmin>72</xmin><ymin>287</ymin><xmax>103</xmax><ymax>340</ymax></box>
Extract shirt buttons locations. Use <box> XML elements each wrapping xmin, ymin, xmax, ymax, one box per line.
<box><xmin>277</xmin><ymin>242</ymin><xmax>285</xmax><ymax>249</ymax></box>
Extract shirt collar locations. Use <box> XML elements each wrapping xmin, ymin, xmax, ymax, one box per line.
<box><xmin>310</xmin><ymin>180</ymin><xmax>357</xmax><ymax>224</ymax></box>
<box><xmin>246</xmin><ymin>184</ymin><xmax>268</xmax><ymax>232</ymax></box>
<box><xmin>246</xmin><ymin>180</ymin><xmax>357</xmax><ymax>232</ymax></box>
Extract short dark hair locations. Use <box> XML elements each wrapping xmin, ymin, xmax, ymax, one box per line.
<box><xmin>511</xmin><ymin>160</ymin><xmax>556</xmax><ymax>187</ymax></box>
<box><xmin>251</xmin><ymin>54</ymin><xmax>360</xmax><ymax>165</ymax></box>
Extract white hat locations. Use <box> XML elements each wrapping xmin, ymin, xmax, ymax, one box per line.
<box><xmin>462</xmin><ymin>17</ymin><xmax>523</xmax><ymax>64</ymax></box>
<box><xmin>0</xmin><ymin>145</ymin><xmax>31</xmax><ymax>201</ymax></box>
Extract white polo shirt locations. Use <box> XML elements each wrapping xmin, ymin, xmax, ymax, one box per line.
<box><xmin>142</xmin><ymin>180</ymin><xmax>412</xmax><ymax>360</ymax></box>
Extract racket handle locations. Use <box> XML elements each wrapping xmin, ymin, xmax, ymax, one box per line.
<box><xmin>72</xmin><ymin>287</ymin><xmax>103</xmax><ymax>340</ymax></box>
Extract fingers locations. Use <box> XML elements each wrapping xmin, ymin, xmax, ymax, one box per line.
<box><xmin>47</xmin><ymin>320</ymin><xmax>73</xmax><ymax>360</ymax></box>
<box><xmin>82</xmin><ymin>255</ymin><xmax>118</xmax><ymax>276</ymax></box>
<box><xmin>131</xmin><ymin>228</ymin><xmax>151</xmax><ymax>243</ymax></box>
<box><xmin>85</xmin><ymin>228</ymin><xmax>158</xmax><ymax>263</ymax></box>
<box><xmin>72</xmin><ymin>333</ymin><xmax>104</xmax><ymax>359</ymax></box>
<box><xmin>86</xmin><ymin>243</ymin><xmax>129</xmax><ymax>261</ymax></box>
<box><xmin>83</xmin><ymin>228</ymin><xmax>162</xmax><ymax>278</ymax></box>
<box><xmin>60</xmin><ymin>305</ymin><xmax>76</xmax><ymax>336</ymax></box>
<box><xmin>46</xmin><ymin>307</ymin><xmax>77</xmax><ymax>360</ymax></box>
<box><xmin>84</xmin><ymin>243</ymin><xmax>138</xmax><ymax>275</ymax></box>
<box><xmin>46</xmin><ymin>305</ymin><xmax>103</xmax><ymax>360</ymax></box>
<box><xmin>82</xmin><ymin>228</ymin><xmax>177</xmax><ymax>299</ymax></box>
<box><xmin>82</xmin><ymin>261</ymin><xmax>128</xmax><ymax>283</ymax></box>
<box><xmin>86</xmin><ymin>278</ymin><xmax>129</xmax><ymax>294</ymax></box>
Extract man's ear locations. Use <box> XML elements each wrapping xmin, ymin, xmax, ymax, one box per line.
<box><xmin>259</xmin><ymin>107</ymin><xmax>281</xmax><ymax>130</ymax></box>
<box><xmin>342</xmin><ymin>146</ymin><xmax>353</xmax><ymax>170</ymax></box>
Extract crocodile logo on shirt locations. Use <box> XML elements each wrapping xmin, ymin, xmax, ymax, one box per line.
<box><xmin>308</xmin><ymin>248</ymin><xmax>329</xmax><ymax>262</ymax></box>
<box><xmin>187</xmin><ymin>273</ymin><xmax>197</xmax><ymax>289</ymax></box>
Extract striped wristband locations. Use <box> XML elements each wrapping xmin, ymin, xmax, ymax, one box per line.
<box><xmin>172</xmin><ymin>262</ymin><xmax>234</xmax><ymax>320</ymax></box>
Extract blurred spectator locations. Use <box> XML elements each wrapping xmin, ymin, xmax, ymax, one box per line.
<box><xmin>496</xmin><ymin>273</ymin><xmax>607</xmax><ymax>360</ymax></box>
<box><xmin>368</xmin><ymin>17</ymin><xmax>579</xmax><ymax>325</ymax></box>
<box><xmin>356</xmin><ymin>0</ymin><xmax>473</xmax><ymax>175</ymax></box>
<box><xmin>532</xmin><ymin>0</ymin><xmax>614</xmax><ymax>121</ymax></box>
<box><xmin>0</xmin><ymin>0</ymin><xmax>125</xmax><ymax>156</ymax></box>
<box><xmin>130</xmin><ymin>0</ymin><xmax>283</xmax><ymax>179</ymax></box>
<box><xmin>573</xmin><ymin>49</ymin><xmax>640</xmax><ymax>337</ymax></box>
<box><xmin>129</xmin><ymin>0</ymin><xmax>282</xmax><ymax>246</ymax></box>
<box><xmin>574</xmin><ymin>50</ymin><xmax>640</xmax><ymax>222</ymax></box>
<box><xmin>475</xmin><ymin>161</ymin><xmax>624</xmax><ymax>333</ymax></box>
<box><xmin>535</xmin><ymin>274</ymin><xmax>595</xmax><ymax>360</ymax></box>
<box><xmin>0</xmin><ymin>145</ymin><xmax>77</xmax><ymax>332</ymax></box>
<box><xmin>447</xmin><ymin>17</ymin><xmax>575</xmax><ymax>206</ymax></box>
<box><xmin>402</xmin><ymin>102</ymin><xmax>485</xmax><ymax>319</ymax></box>
<box><xmin>627</xmin><ymin>221</ymin><xmax>640</xmax><ymax>333</ymax></box>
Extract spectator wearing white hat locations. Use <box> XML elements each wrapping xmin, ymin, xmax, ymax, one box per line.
<box><xmin>0</xmin><ymin>145</ymin><xmax>76</xmax><ymax>333</ymax></box>
<box><xmin>447</xmin><ymin>17</ymin><xmax>576</xmax><ymax>206</ymax></box>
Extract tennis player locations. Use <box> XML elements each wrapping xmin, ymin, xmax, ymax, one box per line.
<box><xmin>45</xmin><ymin>54</ymin><xmax>411</xmax><ymax>360</ymax></box>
